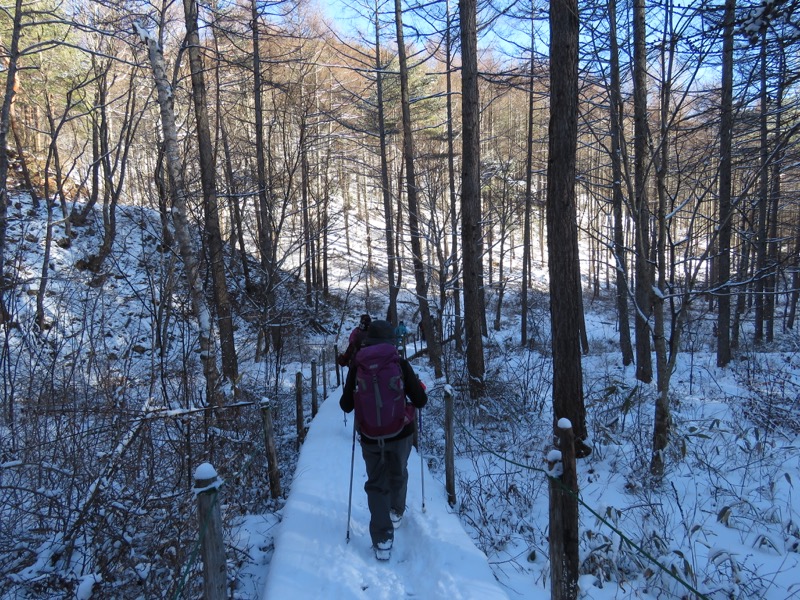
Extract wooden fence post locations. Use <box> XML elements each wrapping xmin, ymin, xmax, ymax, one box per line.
<box><xmin>311</xmin><ymin>359</ymin><xmax>318</xmax><ymax>417</ymax></box>
<box><xmin>259</xmin><ymin>398</ymin><xmax>281</xmax><ymax>499</ymax></box>
<box><xmin>295</xmin><ymin>371</ymin><xmax>305</xmax><ymax>448</ymax></box>
<box><xmin>444</xmin><ymin>385</ymin><xmax>456</xmax><ymax>507</ymax></box>
<box><xmin>194</xmin><ymin>463</ymin><xmax>227</xmax><ymax>600</ymax></box>
<box><xmin>322</xmin><ymin>351</ymin><xmax>328</xmax><ymax>399</ymax></box>
<box><xmin>548</xmin><ymin>419</ymin><xmax>579</xmax><ymax>600</ymax></box>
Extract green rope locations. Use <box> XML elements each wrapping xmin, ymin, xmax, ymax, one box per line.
<box><xmin>453</xmin><ymin>413</ymin><xmax>711</xmax><ymax>600</ymax></box>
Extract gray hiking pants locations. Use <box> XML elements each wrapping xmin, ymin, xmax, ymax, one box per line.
<box><xmin>360</xmin><ymin>434</ymin><xmax>413</xmax><ymax>546</ymax></box>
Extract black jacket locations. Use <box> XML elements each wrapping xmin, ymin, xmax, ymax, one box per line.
<box><xmin>340</xmin><ymin>344</ymin><xmax>428</xmax><ymax>442</ymax></box>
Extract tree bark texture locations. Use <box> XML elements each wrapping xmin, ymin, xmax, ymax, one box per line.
<box><xmin>716</xmin><ymin>0</ymin><xmax>735</xmax><ymax>367</ymax></box>
<box><xmin>754</xmin><ymin>34</ymin><xmax>768</xmax><ymax>343</ymax></box>
<box><xmin>395</xmin><ymin>0</ymin><xmax>443</xmax><ymax>378</ymax></box>
<box><xmin>445</xmin><ymin>0</ymin><xmax>463</xmax><ymax>353</ymax></box>
<box><xmin>649</xmin><ymin>4</ymin><xmax>676</xmax><ymax>478</ymax></box>
<box><xmin>607</xmin><ymin>0</ymin><xmax>633</xmax><ymax>366</ymax></box>
<box><xmin>546</xmin><ymin>0</ymin><xmax>587</xmax><ymax>443</ymax></box>
<box><xmin>633</xmin><ymin>0</ymin><xmax>653</xmax><ymax>383</ymax></box>
<box><xmin>251</xmin><ymin>0</ymin><xmax>279</xmax><ymax>353</ymax></box>
<box><xmin>183</xmin><ymin>0</ymin><xmax>239</xmax><ymax>391</ymax></box>
<box><xmin>375</xmin><ymin>2</ymin><xmax>399</xmax><ymax>326</ymax></box>
<box><xmin>137</xmin><ymin>25</ymin><xmax>223</xmax><ymax>409</ymax></box>
<box><xmin>459</xmin><ymin>0</ymin><xmax>486</xmax><ymax>397</ymax></box>
<box><xmin>521</xmin><ymin>15</ymin><xmax>535</xmax><ymax>348</ymax></box>
<box><xmin>0</xmin><ymin>0</ymin><xmax>24</xmax><ymax>324</ymax></box>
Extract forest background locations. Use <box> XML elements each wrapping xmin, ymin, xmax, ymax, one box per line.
<box><xmin>0</xmin><ymin>0</ymin><xmax>799</xmax><ymax>598</ymax></box>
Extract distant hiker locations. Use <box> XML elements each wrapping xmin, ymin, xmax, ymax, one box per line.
<box><xmin>339</xmin><ymin>319</ymin><xmax>428</xmax><ymax>561</ymax></box>
<box><xmin>395</xmin><ymin>321</ymin><xmax>407</xmax><ymax>350</ymax></box>
<box><xmin>337</xmin><ymin>314</ymin><xmax>371</xmax><ymax>367</ymax></box>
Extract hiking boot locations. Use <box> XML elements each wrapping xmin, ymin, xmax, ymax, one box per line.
<box><xmin>390</xmin><ymin>510</ymin><xmax>403</xmax><ymax>529</ymax></box>
<box><xmin>374</xmin><ymin>538</ymin><xmax>392</xmax><ymax>561</ymax></box>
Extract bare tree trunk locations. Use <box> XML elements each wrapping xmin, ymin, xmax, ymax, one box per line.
<box><xmin>154</xmin><ymin>143</ymin><xmax>174</xmax><ymax>251</ymax></box>
<box><xmin>445</xmin><ymin>0</ymin><xmax>463</xmax><ymax>353</ymax></box>
<box><xmin>322</xmin><ymin>172</ymin><xmax>330</xmax><ymax>297</ymax></box>
<box><xmin>650</xmin><ymin>3</ymin><xmax>676</xmax><ymax>478</ymax></box>
<box><xmin>301</xmin><ymin>118</ymin><xmax>313</xmax><ymax>307</ymax></box>
<box><xmin>521</xmin><ymin>13</ymin><xmax>535</xmax><ymax>348</ymax></box>
<box><xmin>547</xmin><ymin>0</ymin><xmax>587</xmax><ymax>455</ymax></box>
<box><xmin>732</xmin><ymin>208</ymin><xmax>754</xmax><ymax>348</ymax></box>
<box><xmin>394</xmin><ymin>0</ymin><xmax>442</xmax><ymax>377</ymax></box>
<box><xmin>633</xmin><ymin>0</ymin><xmax>653</xmax><ymax>383</ymax></box>
<box><xmin>608</xmin><ymin>0</ymin><xmax>633</xmax><ymax>365</ymax></box>
<box><xmin>0</xmin><ymin>0</ymin><xmax>23</xmax><ymax>324</ymax></box>
<box><xmin>220</xmin><ymin>120</ymin><xmax>252</xmax><ymax>290</ymax></box>
<box><xmin>10</xmin><ymin>114</ymin><xmax>37</xmax><ymax>208</ymax></box>
<box><xmin>788</xmin><ymin>228</ymin><xmax>800</xmax><ymax>330</ymax></box>
<box><xmin>765</xmin><ymin>55</ymin><xmax>785</xmax><ymax>342</ymax></box>
<box><xmin>251</xmin><ymin>0</ymin><xmax>278</xmax><ymax>353</ymax></box>
<box><xmin>754</xmin><ymin>32</ymin><xmax>768</xmax><ymax>344</ymax></box>
<box><xmin>716</xmin><ymin>0</ymin><xmax>735</xmax><ymax>367</ymax></box>
<box><xmin>36</xmin><ymin>91</ymin><xmax>71</xmax><ymax>330</ymax></box>
<box><xmin>136</xmin><ymin>23</ymin><xmax>223</xmax><ymax>409</ymax></box>
<box><xmin>93</xmin><ymin>71</ymin><xmax>117</xmax><ymax>271</ymax></box>
<box><xmin>375</xmin><ymin>1</ymin><xmax>399</xmax><ymax>326</ymax></box>
<box><xmin>183</xmin><ymin>0</ymin><xmax>238</xmax><ymax>392</ymax></box>
<box><xmin>86</xmin><ymin>63</ymin><xmax>140</xmax><ymax>273</ymax></box>
<box><xmin>35</xmin><ymin>171</ymin><xmax>54</xmax><ymax>331</ymax></box>
<box><xmin>459</xmin><ymin>0</ymin><xmax>485</xmax><ymax>397</ymax></box>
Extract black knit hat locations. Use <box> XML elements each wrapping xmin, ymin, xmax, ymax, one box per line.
<box><xmin>364</xmin><ymin>319</ymin><xmax>395</xmax><ymax>345</ymax></box>
<box><xmin>359</xmin><ymin>314</ymin><xmax>372</xmax><ymax>329</ymax></box>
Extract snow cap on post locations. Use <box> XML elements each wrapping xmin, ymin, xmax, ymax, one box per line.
<box><xmin>557</xmin><ymin>418</ymin><xmax>572</xmax><ymax>430</ymax></box>
<box><xmin>193</xmin><ymin>462</ymin><xmax>223</xmax><ymax>496</ymax></box>
<box><xmin>546</xmin><ymin>449</ymin><xmax>563</xmax><ymax>478</ymax></box>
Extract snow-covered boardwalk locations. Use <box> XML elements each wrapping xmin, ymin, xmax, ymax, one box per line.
<box><xmin>262</xmin><ymin>390</ymin><xmax>509</xmax><ymax>599</ymax></box>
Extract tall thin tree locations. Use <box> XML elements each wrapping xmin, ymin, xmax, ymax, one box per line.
<box><xmin>632</xmin><ymin>0</ymin><xmax>653</xmax><ymax>383</ymax></box>
<box><xmin>445</xmin><ymin>0</ymin><xmax>462</xmax><ymax>352</ymax></box>
<box><xmin>394</xmin><ymin>0</ymin><xmax>443</xmax><ymax>377</ymax></box>
<box><xmin>135</xmin><ymin>22</ymin><xmax>223</xmax><ymax>409</ymax></box>
<box><xmin>183</xmin><ymin>0</ymin><xmax>238</xmax><ymax>391</ymax></box>
<box><xmin>0</xmin><ymin>0</ymin><xmax>24</xmax><ymax>324</ymax></box>
<box><xmin>375</xmin><ymin>0</ymin><xmax>400</xmax><ymax>326</ymax></box>
<box><xmin>716</xmin><ymin>0</ymin><xmax>735</xmax><ymax>367</ymax></box>
<box><xmin>547</xmin><ymin>0</ymin><xmax>588</xmax><ymax>448</ymax></box>
<box><xmin>521</xmin><ymin>12</ymin><xmax>535</xmax><ymax>348</ymax></box>
<box><xmin>459</xmin><ymin>0</ymin><xmax>485</xmax><ymax>397</ymax></box>
<box><xmin>547</xmin><ymin>3</ymin><xmax>583</xmax><ymax>596</ymax></box>
<box><xmin>608</xmin><ymin>0</ymin><xmax>633</xmax><ymax>365</ymax></box>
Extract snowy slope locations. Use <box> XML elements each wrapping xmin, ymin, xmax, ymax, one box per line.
<box><xmin>262</xmin><ymin>388</ymin><xmax>512</xmax><ymax>599</ymax></box>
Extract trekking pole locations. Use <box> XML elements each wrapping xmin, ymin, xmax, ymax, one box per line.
<box><xmin>418</xmin><ymin>408</ymin><xmax>426</xmax><ymax>513</ymax></box>
<box><xmin>346</xmin><ymin>419</ymin><xmax>356</xmax><ymax>542</ymax></box>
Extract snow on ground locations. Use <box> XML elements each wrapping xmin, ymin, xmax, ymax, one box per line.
<box><xmin>262</xmin><ymin>385</ymin><xmax>512</xmax><ymax>600</ymax></box>
<box><xmin>248</xmin><ymin>340</ymin><xmax>800</xmax><ymax>600</ymax></box>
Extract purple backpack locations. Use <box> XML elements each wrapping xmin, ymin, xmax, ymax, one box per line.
<box><xmin>354</xmin><ymin>343</ymin><xmax>413</xmax><ymax>439</ymax></box>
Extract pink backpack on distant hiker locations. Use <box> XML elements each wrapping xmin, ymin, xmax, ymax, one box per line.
<box><xmin>353</xmin><ymin>343</ymin><xmax>414</xmax><ymax>440</ymax></box>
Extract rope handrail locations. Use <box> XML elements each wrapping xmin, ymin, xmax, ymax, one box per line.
<box><xmin>451</xmin><ymin>411</ymin><xmax>712</xmax><ymax>600</ymax></box>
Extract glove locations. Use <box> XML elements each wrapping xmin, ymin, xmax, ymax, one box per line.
<box><xmin>336</xmin><ymin>353</ymin><xmax>349</xmax><ymax>367</ymax></box>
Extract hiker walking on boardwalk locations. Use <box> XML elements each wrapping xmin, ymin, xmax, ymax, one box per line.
<box><xmin>339</xmin><ymin>319</ymin><xmax>428</xmax><ymax>560</ymax></box>
<box><xmin>337</xmin><ymin>314</ymin><xmax>371</xmax><ymax>368</ymax></box>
